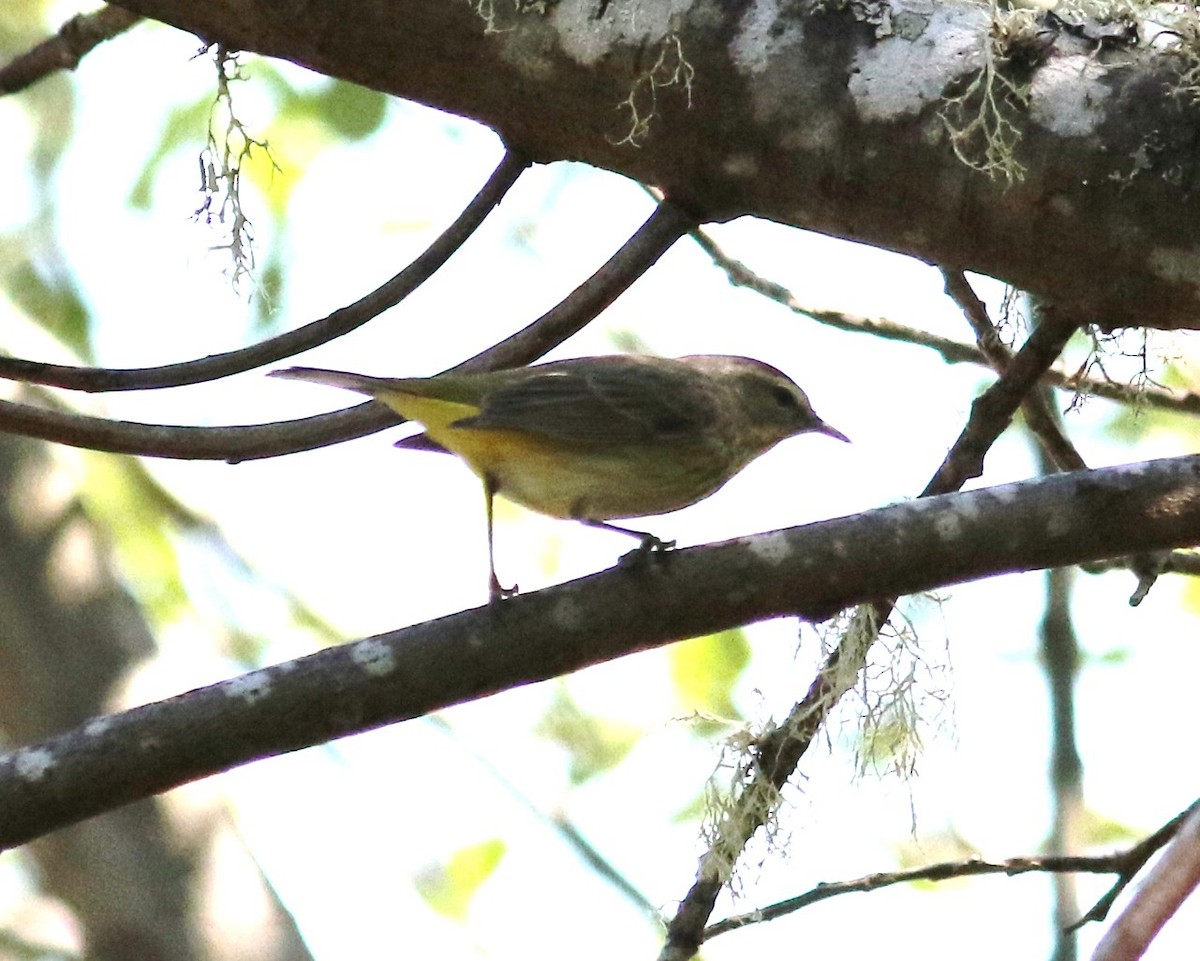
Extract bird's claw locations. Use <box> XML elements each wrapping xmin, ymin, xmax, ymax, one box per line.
<box><xmin>489</xmin><ymin>576</ymin><xmax>519</xmax><ymax>604</ymax></box>
<box><xmin>618</xmin><ymin>535</ymin><xmax>676</xmax><ymax>571</ymax></box>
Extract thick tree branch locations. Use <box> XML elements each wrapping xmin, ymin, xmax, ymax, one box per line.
<box><xmin>109</xmin><ymin>0</ymin><xmax>1200</xmax><ymax>330</ymax></box>
<box><xmin>0</xmin><ymin>151</ymin><xmax>530</xmax><ymax>391</ymax></box>
<box><xmin>2</xmin><ymin>456</ymin><xmax>1198</xmax><ymax>849</ymax></box>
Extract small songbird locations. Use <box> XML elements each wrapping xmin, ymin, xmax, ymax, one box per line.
<box><xmin>271</xmin><ymin>354</ymin><xmax>848</xmax><ymax>601</ymax></box>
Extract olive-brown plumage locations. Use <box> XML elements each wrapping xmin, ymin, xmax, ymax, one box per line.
<box><xmin>272</xmin><ymin>354</ymin><xmax>848</xmax><ymax>599</ymax></box>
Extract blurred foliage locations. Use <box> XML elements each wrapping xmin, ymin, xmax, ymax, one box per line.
<box><xmin>128</xmin><ymin>51</ymin><xmax>386</xmax><ymax>320</ymax></box>
<box><xmin>667</xmin><ymin>628</ymin><xmax>749</xmax><ymax>737</ymax></box>
<box><xmin>130</xmin><ymin>56</ymin><xmax>386</xmax><ymax>212</ymax></box>
<box><xmin>855</xmin><ymin>708</ymin><xmax>921</xmax><ymax>779</ymax></box>
<box><xmin>1101</xmin><ymin>351</ymin><xmax>1199</xmax><ymax>442</ymax></box>
<box><xmin>1</xmin><ymin>2</ymin><xmax>89</xmax><ymax>357</ymax></box>
<box><xmin>0</xmin><ymin>238</ymin><xmax>91</xmax><ymax>359</ymax></box>
<box><xmin>1076</xmin><ymin>808</ymin><xmax>1139</xmax><ymax>848</ymax></box>
<box><xmin>0</xmin><ymin>22</ymin><xmax>371</xmax><ymax>665</ymax></box>
<box><xmin>1184</xmin><ymin>576</ymin><xmax>1200</xmax><ymax>615</ymax></box>
<box><xmin>893</xmin><ymin>828</ymin><xmax>979</xmax><ymax>890</ymax></box>
<box><xmin>0</xmin><ymin>926</ymin><xmax>75</xmax><ymax>961</ymax></box>
<box><xmin>536</xmin><ymin>687</ymin><xmax>641</xmax><ymax>785</ymax></box>
<box><xmin>671</xmin><ymin>788</ymin><xmax>708</xmax><ymax>824</ymax></box>
<box><xmin>75</xmin><ymin>451</ymin><xmax>339</xmax><ymax>663</ymax></box>
<box><xmin>1086</xmin><ymin>645</ymin><xmax>1130</xmax><ymax>666</ymax></box>
<box><xmin>79</xmin><ymin>454</ymin><xmax>192</xmax><ymax>624</ymax></box>
<box><xmin>413</xmin><ymin>838</ymin><xmax>506</xmax><ymax>922</ymax></box>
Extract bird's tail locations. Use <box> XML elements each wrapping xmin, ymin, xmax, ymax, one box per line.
<box><xmin>269</xmin><ymin>367</ymin><xmax>401</xmax><ymax>395</ymax></box>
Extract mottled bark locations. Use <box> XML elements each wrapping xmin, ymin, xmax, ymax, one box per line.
<box><xmin>112</xmin><ymin>0</ymin><xmax>1200</xmax><ymax>330</ymax></box>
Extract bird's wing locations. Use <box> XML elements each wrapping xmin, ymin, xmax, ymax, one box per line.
<box><xmin>458</xmin><ymin>357</ymin><xmax>719</xmax><ymax>447</ymax></box>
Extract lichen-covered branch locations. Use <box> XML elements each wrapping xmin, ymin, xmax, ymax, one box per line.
<box><xmin>2</xmin><ymin>455</ymin><xmax>1199</xmax><ymax>851</ymax></box>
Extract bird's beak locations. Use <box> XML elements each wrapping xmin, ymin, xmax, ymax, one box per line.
<box><xmin>816</xmin><ymin>420</ymin><xmax>851</xmax><ymax>444</ymax></box>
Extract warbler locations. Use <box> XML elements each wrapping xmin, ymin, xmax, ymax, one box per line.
<box><xmin>271</xmin><ymin>355</ymin><xmax>848</xmax><ymax>601</ymax></box>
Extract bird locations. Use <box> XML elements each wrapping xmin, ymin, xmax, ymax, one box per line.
<box><xmin>271</xmin><ymin>354</ymin><xmax>848</xmax><ymax>601</ymax></box>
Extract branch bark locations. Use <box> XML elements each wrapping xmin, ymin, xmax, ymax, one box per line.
<box><xmin>1</xmin><ymin>454</ymin><xmax>1199</xmax><ymax>850</ymax></box>
<box><xmin>108</xmin><ymin>0</ymin><xmax>1200</xmax><ymax>330</ymax></box>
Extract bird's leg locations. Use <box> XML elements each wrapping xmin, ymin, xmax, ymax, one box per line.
<box><xmin>579</xmin><ymin>519</ymin><xmax>676</xmax><ymax>570</ymax></box>
<box><xmin>485</xmin><ymin>475</ymin><xmax>518</xmax><ymax>603</ymax></box>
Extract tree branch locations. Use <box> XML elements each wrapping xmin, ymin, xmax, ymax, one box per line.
<box><xmin>3</xmin><ymin>455</ymin><xmax>1196</xmax><ymax>853</ymax></box>
<box><xmin>691</xmin><ymin>228</ymin><xmax>1200</xmax><ymax>418</ymax></box>
<box><xmin>0</xmin><ymin>151</ymin><xmax>530</xmax><ymax>391</ymax></box>
<box><xmin>107</xmin><ymin>0</ymin><xmax>1200</xmax><ymax>331</ymax></box>
<box><xmin>659</xmin><ymin>306</ymin><xmax>1080</xmax><ymax>960</ymax></box>
<box><xmin>704</xmin><ymin>799</ymin><xmax>1200</xmax><ymax>940</ymax></box>
<box><xmin>0</xmin><ymin>200</ymin><xmax>693</xmax><ymax>460</ymax></box>
<box><xmin>941</xmin><ymin>269</ymin><xmax>1087</xmax><ymax>471</ymax></box>
<box><xmin>0</xmin><ymin>6</ymin><xmax>140</xmax><ymax>95</ymax></box>
<box><xmin>1083</xmin><ymin>802</ymin><xmax>1200</xmax><ymax>956</ymax></box>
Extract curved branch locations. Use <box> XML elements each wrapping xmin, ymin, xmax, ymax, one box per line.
<box><xmin>691</xmin><ymin>227</ymin><xmax>1200</xmax><ymax>418</ymax></box>
<box><xmin>0</xmin><ymin>397</ymin><xmax>393</xmax><ymax>462</ymax></box>
<box><xmin>0</xmin><ymin>200</ymin><xmax>694</xmax><ymax>459</ymax></box>
<box><xmin>921</xmin><ymin>306</ymin><xmax>1080</xmax><ymax>496</ymax></box>
<box><xmin>0</xmin><ymin>6</ymin><xmax>140</xmax><ymax>96</ymax></box>
<box><xmin>941</xmin><ymin>268</ymin><xmax>1087</xmax><ymax>472</ymax></box>
<box><xmin>1</xmin><ymin>455</ymin><xmax>1198</xmax><ymax>850</ymax></box>
<box><xmin>0</xmin><ymin>151</ymin><xmax>530</xmax><ymax>392</ymax></box>
<box><xmin>1092</xmin><ymin>803</ymin><xmax>1200</xmax><ymax>961</ymax></box>
<box><xmin>107</xmin><ymin>0</ymin><xmax>1200</xmax><ymax>331</ymax></box>
<box><xmin>445</xmin><ymin>199</ymin><xmax>695</xmax><ymax>375</ymax></box>
<box><xmin>705</xmin><ymin>797</ymin><xmax>1199</xmax><ymax>940</ymax></box>
<box><xmin>660</xmin><ymin>307</ymin><xmax>1082</xmax><ymax>961</ymax></box>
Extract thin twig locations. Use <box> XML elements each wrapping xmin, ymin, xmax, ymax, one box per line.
<box><xmin>658</xmin><ymin>307</ymin><xmax>1083</xmax><ymax>961</ymax></box>
<box><xmin>704</xmin><ymin>799</ymin><xmax>1199</xmax><ymax>940</ymax></box>
<box><xmin>943</xmin><ymin>273</ymin><xmax>1200</xmax><ymax>599</ymax></box>
<box><xmin>1091</xmin><ymin>809</ymin><xmax>1200</xmax><ymax>961</ymax></box>
<box><xmin>950</xmin><ymin>266</ymin><xmax>1169</xmax><ymax>603</ymax></box>
<box><xmin>941</xmin><ymin>269</ymin><xmax>1086</xmax><ymax>471</ymax></box>
<box><xmin>0</xmin><ymin>200</ymin><xmax>695</xmax><ymax>460</ymax></box>
<box><xmin>0</xmin><ymin>151</ymin><xmax>530</xmax><ymax>391</ymax></box>
<box><xmin>1073</xmin><ymin>800</ymin><xmax>1200</xmax><ymax>933</ymax></box>
<box><xmin>0</xmin><ymin>6</ymin><xmax>140</xmax><ymax>95</ymax></box>
<box><xmin>921</xmin><ymin>305</ymin><xmax>1080</xmax><ymax>496</ymax></box>
<box><xmin>689</xmin><ymin>224</ymin><xmax>1200</xmax><ymax>418</ymax></box>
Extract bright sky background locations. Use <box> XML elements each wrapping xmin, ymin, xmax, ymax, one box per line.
<box><xmin>3</xmin><ymin>5</ymin><xmax>1200</xmax><ymax>960</ymax></box>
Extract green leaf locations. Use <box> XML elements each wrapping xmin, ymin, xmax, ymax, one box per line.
<box><xmin>303</xmin><ymin>80</ymin><xmax>388</xmax><ymax>140</ymax></box>
<box><xmin>413</xmin><ymin>839</ymin><xmax>506</xmax><ymax>922</ymax></box>
<box><xmin>671</xmin><ymin>788</ymin><xmax>708</xmax><ymax>824</ymax></box>
<box><xmin>893</xmin><ymin>829</ymin><xmax>978</xmax><ymax>889</ymax></box>
<box><xmin>855</xmin><ymin>712</ymin><xmax>920</xmax><ymax>777</ymax></box>
<box><xmin>128</xmin><ymin>97</ymin><xmax>212</xmax><ymax>210</ymax></box>
<box><xmin>535</xmin><ymin>687</ymin><xmax>641</xmax><ymax>785</ymax></box>
<box><xmin>1077</xmin><ymin>809</ymin><xmax>1139</xmax><ymax>847</ymax></box>
<box><xmin>79</xmin><ymin>455</ymin><xmax>189</xmax><ymax>623</ymax></box>
<box><xmin>4</xmin><ymin>256</ymin><xmax>92</xmax><ymax>359</ymax></box>
<box><xmin>668</xmin><ymin>629</ymin><xmax>750</xmax><ymax>736</ymax></box>
<box><xmin>252</xmin><ymin>253</ymin><xmax>285</xmax><ymax>330</ymax></box>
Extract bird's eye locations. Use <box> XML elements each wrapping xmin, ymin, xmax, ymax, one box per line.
<box><xmin>771</xmin><ymin>384</ymin><xmax>798</xmax><ymax>408</ymax></box>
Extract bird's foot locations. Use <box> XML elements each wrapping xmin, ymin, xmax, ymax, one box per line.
<box><xmin>618</xmin><ymin>533</ymin><xmax>676</xmax><ymax>571</ymax></box>
<box><xmin>489</xmin><ymin>575</ymin><xmax>519</xmax><ymax>604</ymax></box>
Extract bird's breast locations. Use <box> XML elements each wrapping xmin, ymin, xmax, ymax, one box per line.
<box><xmin>440</xmin><ymin>428</ymin><xmax>734</xmax><ymax>520</ymax></box>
